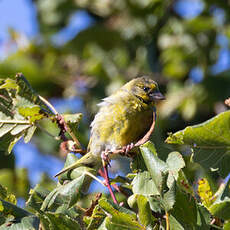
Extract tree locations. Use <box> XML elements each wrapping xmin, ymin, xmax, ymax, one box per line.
<box><xmin>0</xmin><ymin>0</ymin><xmax>230</xmax><ymax>229</ymax></box>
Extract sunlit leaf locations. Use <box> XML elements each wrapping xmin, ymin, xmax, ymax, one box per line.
<box><xmin>166</xmin><ymin>111</ymin><xmax>230</xmax><ymax>177</ymax></box>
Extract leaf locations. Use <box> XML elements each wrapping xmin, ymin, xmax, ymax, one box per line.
<box><xmin>43</xmin><ymin>212</ymin><xmax>81</xmax><ymax>230</ymax></box>
<box><xmin>132</xmin><ymin>171</ymin><xmax>160</xmax><ymax>196</ymax></box>
<box><xmin>19</xmin><ymin>106</ymin><xmax>45</xmax><ymax>122</ymax></box>
<box><xmin>169</xmin><ymin>215</ymin><xmax>185</xmax><ymax>230</ymax></box>
<box><xmin>197</xmin><ymin>178</ymin><xmax>215</xmax><ymax>208</ymax></box>
<box><xmin>0</xmin><ymin>198</ymin><xmax>29</xmax><ymax>218</ymax></box>
<box><xmin>196</xmin><ymin>205</ymin><xmax>211</xmax><ymax>230</ymax></box>
<box><xmin>0</xmin><ymin>73</ymin><xmax>54</xmax><ymax>153</ymax></box>
<box><xmin>41</xmin><ymin>174</ymin><xmax>85</xmax><ymax>213</ymax></box>
<box><xmin>0</xmin><ymin>184</ymin><xmax>16</xmax><ymax>205</ymax></box>
<box><xmin>0</xmin><ymin>215</ymin><xmax>39</xmax><ymax>230</ymax></box>
<box><xmin>166</xmin><ymin>151</ymin><xmax>185</xmax><ymax>188</ymax></box>
<box><xmin>63</xmin><ymin>113</ymin><xmax>83</xmax><ymax>137</ymax></box>
<box><xmin>84</xmin><ymin>205</ymin><xmax>106</xmax><ymax>230</ymax></box>
<box><xmin>160</xmin><ymin>181</ymin><xmax>176</xmax><ymax>211</ymax></box>
<box><xmin>26</xmin><ymin>184</ymin><xmax>50</xmax><ymax>213</ymax></box>
<box><xmin>140</xmin><ymin>141</ymin><xmax>168</xmax><ymax>194</ymax></box>
<box><xmin>98</xmin><ymin>198</ymin><xmax>143</xmax><ymax>230</ymax></box>
<box><xmin>170</xmin><ymin>188</ymin><xmax>197</xmax><ymax>229</ymax></box>
<box><xmin>136</xmin><ymin>195</ymin><xmax>156</xmax><ymax>228</ymax></box>
<box><xmin>209</xmin><ymin>179</ymin><xmax>230</xmax><ymax>220</ymax></box>
<box><xmin>166</xmin><ymin>111</ymin><xmax>230</xmax><ymax>177</ymax></box>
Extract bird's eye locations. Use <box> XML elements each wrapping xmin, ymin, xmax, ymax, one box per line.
<box><xmin>143</xmin><ymin>87</ymin><xmax>150</xmax><ymax>92</ymax></box>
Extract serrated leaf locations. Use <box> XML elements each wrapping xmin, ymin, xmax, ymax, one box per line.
<box><xmin>99</xmin><ymin>198</ymin><xmax>143</xmax><ymax>230</ymax></box>
<box><xmin>166</xmin><ymin>111</ymin><xmax>230</xmax><ymax>177</ymax></box>
<box><xmin>41</xmin><ymin>174</ymin><xmax>85</xmax><ymax>213</ymax></box>
<box><xmin>209</xmin><ymin>179</ymin><xmax>230</xmax><ymax>220</ymax></box>
<box><xmin>171</xmin><ymin>188</ymin><xmax>197</xmax><ymax>229</ymax></box>
<box><xmin>196</xmin><ymin>205</ymin><xmax>211</xmax><ymax>229</ymax></box>
<box><xmin>19</xmin><ymin>106</ymin><xmax>45</xmax><ymax>122</ymax></box>
<box><xmin>140</xmin><ymin>141</ymin><xmax>168</xmax><ymax>194</ymax></box>
<box><xmin>177</xmin><ymin>170</ymin><xmax>194</xmax><ymax>196</ymax></box>
<box><xmin>161</xmin><ymin>181</ymin><xmax>176</xmax><ymax>211</ymax></box>
<box><xmin>63</xmin><ymin>113</ymin><xmax>83</xmax><ymax>141</ymax></box>
<box><xmin>85</xmin><ymin>205</ymin><xmax>106</xmax><ymax>230</ymax></box>
<box><xmin>0</xmin><ymin>198</ymin><xmax>32</xmax><ymax>219</ymax></box>
<box><xmin>136</xmin><ymin>195</ymin><xmax>156</xmax><ymax>228</ymax></box>
<box><xmin>132</xmin><ymin>171</ymin><xmax>160</xmax><ymax>196</ymax></box>
<box><xmin>0</xmin><ymin>215</ymin><xmax>39</xmax><ymax>230</ymax></box>
<box><xmin>44</xmin><ymin>212</ymin><xmax>81</xmax><ymax>230</ymax></box>
<box><xmin>0</xmin><ymin>74</ymin><xmax>55</xmax><ymax>153</ymax></box>
<box><xmin>26</xmin><ymin>184</ymin><xmax>50</xmax><ymax>213</ymax></box>
<box><xmin>166</xmin><ymin>151</ymin><xmax>185</xmax><ymax>188</ymax></box>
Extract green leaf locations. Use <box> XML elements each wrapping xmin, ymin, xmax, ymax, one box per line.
<box><xmin>171</xmin><ymin>188</ymin><xmax>197</xmax><ymax>229</ymax></box>
<box><xmin>19</xmin><ymin>106</ymin><xmax>45</xmax><ymax>122</ymax></box>
<box><xmin>41</xmin><ymin>174</ymin><xmax>85</xmax><ymax>213</ymax></box>
<box><xmin>166</xmin><ymin>111</ymin><xmax>230</xmax><ymax>177</ymax></box>
<box><xmin>161</xmin><ymin>181</ymin><xmax>176</xmax><ymax>211</ymax></box>
<box><xmin>85</xmin><ymin>205</ymin><xmax>106</xmax><ymax>230</ymax></box>
<box><xmin>99</xmin><ymin>198</ymin><xmax>143</xmax><ymax>230</ymax></box>
<box><xmin>169</xmin><ymin>215</ymin><xmax>185</xmax><ymax>230</ymax></box>
<box><xmin>43</xmin><ymin>212</ymin><xmax>81</xmax><ymax>230</ymax></box>
<box><xmin>0</xmin><ymin>73</ymin><xmax>54</xmax><ymax>153</ymax></box>
<box><xmin>224</xmin><ymin>220</ymin><xmax>230</xmax><ymax>230</ymax></box>
<box><xmin>140</xmin><ymin>141</ymin><xmax>168</xmax><ymax>194</ymax></box>
<box><xmin>209</xmin><ymin>179</ymin><xmax>230</xmax><ymax>220</ymax></box>
<box><xmin>136</xmin><ymin>195</ymin><xmax>156</xmax><ymax>228</ymax></box>
<box><xmin>0</xmin><ymin>215</ymin><xmax>39</xmax><ymax>230</ymax></box>
<box><xmin>132</xmin><ymin>171</ymin><xmax>160</xmax><ymax>196</ymax></box>
<box><xmin>0</xmin><ymin>198</ymin><xmax>33</xmax><ymax>219</ymax></box>
<box><xmin>0</xmin><ymin>184</ymin><xmax>16</xmax><ymax>205</ymax></box>
<box><xmin>196</xmin><ymin>205</ymin><xmax>211</xmax><ymax>230</ymax></box>
<box><xmin>26</xmin><ymin>184</ymin><xmax>50</xmax><ymax>213</ymax></box>
<box><xmin>166</xmin><ymin>151</ymin><xmax>185</xmax><ymax>188</ymax></box>
<box><xmin>63</xmin><ymin>113</ymin><xmax>83</xmax><ymax>139</ymax></box>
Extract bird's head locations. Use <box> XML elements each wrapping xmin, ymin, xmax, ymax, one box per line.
<box><xmin>123</xmin><ymin>76</ymin><xmax>165</xmax><ymax>104</ymax></box>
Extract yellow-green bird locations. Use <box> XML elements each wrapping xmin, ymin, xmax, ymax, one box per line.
<box><xmin>55</xmin><ymin>76</ymin><xmax>164</xmax><ymax>177</ymax></box>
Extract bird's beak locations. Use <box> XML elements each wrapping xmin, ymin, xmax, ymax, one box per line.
<box><xmin>150</xmin><ymin>91</ymin><xmax>165</xmax><ymax>100</ymax></box>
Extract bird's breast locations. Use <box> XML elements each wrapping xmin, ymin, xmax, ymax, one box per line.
<box><xmin>88</xmin><ymin>96</ymin><xmax>154</xmax><ymax>156</ymax></box>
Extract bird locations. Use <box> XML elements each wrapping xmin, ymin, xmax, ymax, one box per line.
<box><xmin>55</xmin><ymin>76</ymin><xmax>165</xmax><ymax>179</ymax></box>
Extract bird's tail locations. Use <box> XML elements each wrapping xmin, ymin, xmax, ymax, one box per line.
<box><xmin>54</xmin><ymin>152</ymin><xmax>102</xmax><ymax>177</ymax></box>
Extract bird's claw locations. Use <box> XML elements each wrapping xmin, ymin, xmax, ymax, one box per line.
<box><xmin>120</xmin><ymin>143</ymin><xmax>135</xmax><ymax>157</ymax></box>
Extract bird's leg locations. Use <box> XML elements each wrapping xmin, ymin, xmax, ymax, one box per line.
<box><xmin>101</xmin><ymin>151</ymin><xmax>118</xmax><ymax>205</ymax></box>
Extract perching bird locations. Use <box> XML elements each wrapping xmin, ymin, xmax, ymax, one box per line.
<box><xmin>55</xmin><ymin>76</ymin><xmax>165</xmax><ymax>178</ymax></box>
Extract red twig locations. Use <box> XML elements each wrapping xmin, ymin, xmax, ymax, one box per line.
<box><xmin>102</xmin><ymin>164</ymin><xmax>118</xmax><ymax>205</ymax></box>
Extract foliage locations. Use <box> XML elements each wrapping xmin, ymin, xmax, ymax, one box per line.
<box><xmin>1</xmin><ymin>0</ymin><xmax>230</xmax><ymax>228</ymax></box>
<box><xmin>0</xmin><ymin>74</ymin><xmax>229</xmax><ymax>229</ymax></box>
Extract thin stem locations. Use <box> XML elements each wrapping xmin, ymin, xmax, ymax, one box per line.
<box><xmin>103</xmin><ymin>164</ymin><xmax>118</xmax><ymax>205</ymax></box>
<box><xmin>166</xmin><ymin>211</ymin><xmax>170</xmax><ymax>230</ymax></box>
<box><xmin>84</xmin><ymin>171</ymin><xmax>105</xmax><ymax>187</ymax></box>
<box><xmin>39</xmin><ymin>95</ymin><xmax>82</xmax><ymax>147</ymax></box>
<box><xmin>39</xmin><ymin>95</ymin><xmax>58</xmax><ymax>115</ymax></box>
<box><xmin>0</xmin><ymin>120</ymin><xmax>30</xmax><ymax>124</ymax></box>
<box><xmin>65</xmin><ymin>123</ymin><xmax>82</xmax><ymax>148</ymax></box>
